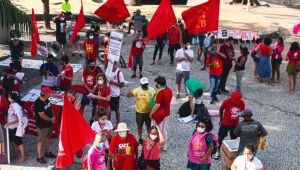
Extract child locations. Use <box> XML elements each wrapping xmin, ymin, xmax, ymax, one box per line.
<box><xmin>87</xmin><ymin>132</ymin><xmax>107</xmax><ymax>170</ymax></box>
<box><xmin>234</xmin><ymin>42</ymin><xmax>249</xmax><ymax>93</ymax></box>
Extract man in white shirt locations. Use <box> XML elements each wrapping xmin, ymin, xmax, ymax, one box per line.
<box><xmin>175</xmin><ymin>42</ymin><xmax>194</xmax><ymax>98</ymax></box>
<box><xmin>109</xmin><ymin>62</ymin><xmax>125</xmax><ymax>127</ymax></box>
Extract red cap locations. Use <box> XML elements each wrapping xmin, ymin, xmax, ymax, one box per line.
<box><xmin>231</xmin><ymin>91</ymin><xmax>242</xmax><ymax>101</ymax></box>
<box><xmin>41</xmin><ymin>87</ymin><xmax>52</xmax><ymax>94</ymax></box>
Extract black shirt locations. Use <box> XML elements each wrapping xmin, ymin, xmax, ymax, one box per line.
<box><xmin>34</xmin><ymin>97</ymin><xmax>53</xmax><ymax>128</ymax></box>
<box><xmin>9</xmin><ymin>41</ymin><xmax>24</xmax><ymax>56</ymax></box>
<box><xmin>55</xmin><ymin>19</ymin><xmax>67</xmax><ymax>36</ymax></box>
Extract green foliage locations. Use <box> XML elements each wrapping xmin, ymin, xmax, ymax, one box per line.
<box><xmin>0</xmin><ymin>0</ymin><xmax>32</xmax><ymax>37</ymax></box>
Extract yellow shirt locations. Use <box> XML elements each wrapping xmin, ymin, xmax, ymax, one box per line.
<box><xmin>132</xmin><ymin>87</ymin><xmax>155</xmax><ymax>113</ymax></box>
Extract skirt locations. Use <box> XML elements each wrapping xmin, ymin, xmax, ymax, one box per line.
<box><xmin>286</xmin><ymin>64</ymin><xmax>297</xmax><ymax>75</ymax></box>
<box><xmin>257</xmin><ymin>56</ymin><xmax>271</xmax><ymax>78</ymax></box>
<box><xmin>186</xmin><ymin>161</ymin><xmax>211</xmax><ymax>170</ymax></box>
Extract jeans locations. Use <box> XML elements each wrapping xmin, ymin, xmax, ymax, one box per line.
<box><xmin>210</xmin><ymin>75</ymin><xmax>221</xmax><ymax>98</ymax></box>
<box><xmin>169</xmin><ymin>44</ymin><xmax>181</xmax><ymax>64</ymax></box>
<box><xmin>219</xmin><ymin>64</ymin><xmax>232</xmax><ymax>91</ymax></box>
<box><xmin>153</xmin><ymin>38</ymin><xmax>165</xmax><ymax>61</ymax></box>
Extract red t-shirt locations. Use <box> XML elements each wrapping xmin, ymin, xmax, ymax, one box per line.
<box><xmin>0</xmin><ymin>95</ymin><xmax>9</xmax><ymax>125</ymax></box>
<box><xmin>109</xmin><ymin>133</ymin><xmax>139</xmax><ymax>170</ymax></box>
<box><xmin>132</xmin><ymin>39</ymin><xmax>146</xmax><ymax>57</ymax></box>
<box><xmin>83</xmin><ymin>39</ymin><xmax>99</xmax><ymax>60</ymax></box>
<box><xmin>155</xmin><ymin>87</ymin><xmax>173</xmax><ymax>116</ymax></box>
<box><xmin>97</xmin><ymin>85</ymin><xmax>110</xmax><ymax>107</ymax></box>
<box><xmin>287</xmin><ymin>50</ymin><xmax>300</xmax><ymax>65</ymax></box>
<box><xmin>220</xmin><ymin>98</ymin><xmax>245</xmax><ymax>127</ymax></box>
<box><xmin>167</xmin><ymin>27</ymin><xmax>181</xmax><ymax>45</ymax></box>
<box><xmin>61</xmin><ymin>65</ymin><xmax>73</xmax><ymax>85</ymax></box>
<box><xmin>3</xmin><ymin>68</ymin><xmax>20</xmax><ymax>92</ymax></box>
<box><xmin>206</xmin><ymin>55</ymin><xmax>223</xmax><ymax>76</ymax></box>
<box><xmin>82</xmin><ymin>68</ymin><xmax>101</xmax><ymax>90</ymax></box>
<box><xmin>260</xmin><ymin>44</ymin><xmax>271</xmax><ymax>57</ymax></box>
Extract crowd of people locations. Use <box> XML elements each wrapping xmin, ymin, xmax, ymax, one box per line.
<box><xmin>0</xmin><ymin>1</ymin><xmax>299</xmax><ymax>169</ymax></box>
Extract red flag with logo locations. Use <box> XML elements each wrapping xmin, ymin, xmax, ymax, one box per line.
<box><xmin>56</xmin><ymin>95</ymin><xmax>95</xmax><ymax>168</ymax></box>
<box><xmin>71</xmin><ymin>3</ymin><xmax>85</xmax><ymax>44</ymax></box>
<box><xmin>182</xmin><ymin>0</ymin><xmax>220</xmax><ymax>35</ymax></box>
<box><xmin>94</xmin><ymin>0</ymin><xmax>130</xmax><ymax>24</ymax></box>
<box><xmin>30</xmin><ymin>8</ymin><xmax>40</xmax><ymax>57</ymax></box>
<box><xmin>147</xmin><ymin>0</ymin><xmax>177</xmax><ymax>41</ymax></box>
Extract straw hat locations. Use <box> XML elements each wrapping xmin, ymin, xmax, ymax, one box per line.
<box><xmin>114</xmin><ymin>123</ymin><xmax>130</xmax><ymax>132</ymax></box>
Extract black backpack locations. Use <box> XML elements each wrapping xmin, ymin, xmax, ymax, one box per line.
<box><xmin>178</xmin><ymin>101</ymin><xmax>191</xmax><ymax>118</ymax></box>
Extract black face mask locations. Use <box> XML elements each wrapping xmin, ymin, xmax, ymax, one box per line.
<box><xmin>89</xmin><ymin>66</ymin><xmax>95</xmax><ymax>69</ymax></box>
<box><xmin>141</xmin><ymin>84</ymin><xmax>148</xmax><ymax>89</ymax></box>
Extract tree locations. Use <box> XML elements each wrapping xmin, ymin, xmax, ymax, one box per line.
<box><xmin>42</xmin><ymin>0</ymin><xmax>51</xmax><ymax>29</ymax></box>
<box><xmin>0</xmin><ymin>0</ymin><xmax>31</xmax><ymax>43</ymax></box>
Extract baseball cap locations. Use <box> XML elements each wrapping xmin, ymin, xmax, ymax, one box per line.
<box><xmin>41</xmin><ymin>87</ymin><xmax>52</xmax><ymax>94</ymax></box>
<box><xmin>140</xmin><ymin>77</ymin><xmax>149</xmax><ymax>85</ymax></box>
<box><xmin>238</xmin><ymin>109</ymin><xmax>253</xmax><ymax>117</ymax></box>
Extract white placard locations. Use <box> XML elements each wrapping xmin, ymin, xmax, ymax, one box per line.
<box><xmin>228</xmin><ymin>30</ymin><xmax>235</xmax><ymax>38</ymax></box>
<box><xmin>221</xmin><ymin>29</ymin><xmax>228</xmax><ymax>39</ymax></box>
<box><xmin>234</xmin><ymin>30</ymin><xmax>242</xmax><ymax>39</ymax></box>
<box><xmin>247</xmin><ymin>32</ymin><xmax>253</xmax><ymax>41</ymax></box>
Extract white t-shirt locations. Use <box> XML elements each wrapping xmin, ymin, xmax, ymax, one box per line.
<box><xmin>175</xmin><ymin>48</ymin><xmax>194</xmax><ymax>71</ymax></box>
<box><xmin>7</xmin><ymin>103</ymin><xmax>23</xmax><ymax>129</ymax></box>
<box><xmin>91</xmin><ymin>120</ymin><xmax>113</xmax><ymax>148</ymax></box>
<box><xmin>194</xmin><ymin>96</ymin><xmax>203</xmax><ymax>105</ymax></box>
<box><xmin>109</xmin><ymin>68</ymin><xmax>125</xmax><ymax>97</ymax></box>
<box><xmin>233</xmin><ymin>156</ymin><xmax>263</xmax><ymax>170</ymax></box>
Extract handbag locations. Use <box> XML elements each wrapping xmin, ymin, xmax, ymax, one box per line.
<box><xmin>138</xmin><ymin>141</ymin><xmax>156</xmax><ymax>170</ymax></box>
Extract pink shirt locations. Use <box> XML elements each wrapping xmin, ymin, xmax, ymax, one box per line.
<box><xmin>188</xmin><ymin>132</ymin><xmax>212</xmax><ymax>164</ymax></box>
<box><xmin>272</xmin><ymin>43</ymin><xmax>284</xmax><ymax>59</ymax></box>
<box><xmin>87</xmin><ymin>146</ymin><xmax>106</xmax><ymax>170</ymax></box>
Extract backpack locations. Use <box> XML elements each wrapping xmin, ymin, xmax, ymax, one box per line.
<box><xmin>205</xmin><ymin>133</ymin><xmax>219</xmax><ymax>155</ymax></box>
<box><xmin>178</xmin><ymin>101</ymin><xmax>191</xmax><ymax>118</ymax></box>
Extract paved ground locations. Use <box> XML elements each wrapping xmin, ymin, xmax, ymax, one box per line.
<box><xmin>0</xmin><ymin>22</ymin><xmax>300</xmax><ymax>169</ymax></box>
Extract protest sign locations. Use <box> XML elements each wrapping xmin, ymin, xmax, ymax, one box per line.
<box><xmin>234</xmin><ymin>29</ymin><xmax>242</xmax><ymax>39</ymax></box>
<box><xmin>221</xmin><ymin>29</ymin><xmax>228</xmax><ymax>39</ymax></box>
<box><xmin>247</xmin><ymin>32</ymin><xmax>254</xmax><ymax>41</ymax></box>
<box><xmin>253</xmin><ymin>32</ymin><xmax>260</xmax><ymax>40</ymax></box>
<box><xmin>241</xmin><ymin>32</ymin><xmax>248</xmax><ymax>41</ymax></box>
<box><xmin>228</xmin><ymin>30</ymin><xmax>235</xmax><ymax>38</ymax></box>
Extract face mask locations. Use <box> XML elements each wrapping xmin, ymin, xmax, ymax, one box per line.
<box><xmin>99</xmin><ymin>119</ymin><xmax>106</xmax><ymax>124</ymax></box>
<box><xmin>150</xmin><ymin>134</ymin><xmax>158</xmax><ymax>141</ymax></box>
<box><xmin>197</xmin><ymin>127</ymin><xmax>205</xmax><ymax>133</ymax></box>
<box><xmin>141</xmin><ymin>84</ymin><xmax>148</xmax><ymax>89</ymax></box>
<box><xmin>98</xmin><ymin>142</ymin><xmax>105</xmax><ymax>149</ymax></box>
<box><xmin>118</xmin><ymin>131</ymin><xmax>127</xmax><ymax>138</ymax></box>
<box><xmin>89</xmin><ymin>36</ymin><xmax>94</xmax><ymax>39</ymax></box>
<box><xmin>187</xmin><ymin>45</ymin><xmax>191</xmax><ymax>49</ymax></box>
<box><xmin>98</xmin><ymin>80</ymin><xmax>104</xmax><ymax>85</ymax></box>
<box><xmin>89</xmin><ymin>66</ymin><xmax>95</xmax><ymax>69</ymax></box>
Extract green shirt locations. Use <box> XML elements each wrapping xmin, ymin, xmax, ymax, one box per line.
<box><xmin>62</xmin><ymin>2</ymin><xmax>71</xmax><ymax>13</ymax></box>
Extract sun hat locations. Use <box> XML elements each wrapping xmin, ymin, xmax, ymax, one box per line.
<box><xmin>140</xmin><ymin>77</ymin><xmax>149</xmax><ymax>85</ymax></box>
<box><xmin>114</xmin><ymin>123</ymin><xmax>130</xmax><ymax>132</ymax></box>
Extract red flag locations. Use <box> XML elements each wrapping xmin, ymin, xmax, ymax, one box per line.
<box><xmin>147</xmin><ymin>0</ymin><xmax>176</xmax><ymax>41</ymax></box>
<box><xmin>71</xmin><ymin>3</ymin><xmax>85</xmax><ymax>44</ymax></box>
<box><xmin>30</xmin><ymin>8</ymin><xmax>40</xmax><ymax>57</ymax></box>
<box><xmin>293</xmin><ymin>16</ymin><xmax>300</xmax><ymax>35</ymax></box>
<box><xmin>182</xmin><ymin>0</ymin><xmax>220</xmax><ymax>35</ymax></box>
<box><xmin>94</xmin><ymin>0</ymin><xmax>130</xmax><ymax>24</ymax></box>
<box><xmin>56</xmin><ymin>95</ymin><xmax>95</xmax><ymax>168</ymax></box>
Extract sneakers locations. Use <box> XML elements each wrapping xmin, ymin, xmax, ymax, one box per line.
<box><xmin>131</xmin><ymin>74</ymin><xmax>136</xmax><ymax>78</ymax></box>
<box><xmin>213</xmin><ymin>151</ymin><xmax>220</xmax><ymax>160</ymax></box>
<box><xmin>138</xmin><ymin>138</ymin><xmax>143</xmax><ymax>145</ymax></box>
<box><xmin>150</xmin><ymin>62</ymin><xmax>155</xmax><ymax>65</ymax></box>
<box><xmin>45</xmin><ymin>152</ymin><xmax>57</xmax><ymax>158</ymax></box>
<box><xmin>37</xmin><ymin>157</ymin><xmax>47</xmax><ymax>164</ymax></box>
<box><xmin>214</xmin><ymin>96</ymin><xmax>219</xmax><ymax>102</ymax></box>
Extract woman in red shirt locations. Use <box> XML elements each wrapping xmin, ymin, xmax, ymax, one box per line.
<box><xmin>285</xmin><ymin>42</ymin><xmax>300</xmax><ymax>94</ymax></box>
<box><xmin>58</xmin><ymin>55</ymin><xmax>73</xmax><ymax>91</ymax></box>
<box><xmin>271</xmin><ymin>37</ymin><xmax>284</xmax><ymax>83</ymax></box>
<box><xmin>94</xmin><ymin>74</ymin><xmax>111</xmax><ymax>120</ymax></box>
<box><xmin>257</xmin><ymin>37</ymin><xmax>272</xmax><ymax>84</ymax></box>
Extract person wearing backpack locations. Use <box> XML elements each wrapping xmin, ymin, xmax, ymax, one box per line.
<box><xmin>4</xmin><ymin>91</ymin><xmax>26</xmax><ymax>164</ymax></box>
<box><xmin>187</xmin><ymin>119</ymin><xmax>218</xmax><ymax>170</ymax></box>
<box><xmin>109</xmin><ymin>62</ymin><xmax>125</xmax><ymax>127</ymax></box>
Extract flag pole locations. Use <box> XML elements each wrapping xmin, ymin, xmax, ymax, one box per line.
<box><xmin>246</xmin><ymin>0</ymin><xmax>250</xmax><ymax>12</ymax></box>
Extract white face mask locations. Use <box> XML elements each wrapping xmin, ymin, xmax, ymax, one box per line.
<box><xmin>187</xmin><ymin>45</ymin><xmax>191</xmax><ymax>49</ymax></box>
<box><xmin>89</xmin><ymin>36</ymin><xmax>94</xmax><ymax>39</ymax></box>
<box><xmin>197</xmin><ymin>127</ymin><xmax>205</xmax><ymax>133</ymax></box>
<box><xmin>98</xmin><ymin>80</ymin><xmax>104</xmax><ymax>85</ymax></box>
<box><xmin>118</xmin><ymin>131</ymin><xmax>127</xmax><ymax>138</ymax></box>
<box><xmin>150</xmin><ymin>134</ymin><xmax>158</xmax><ymax>141</ymax></box>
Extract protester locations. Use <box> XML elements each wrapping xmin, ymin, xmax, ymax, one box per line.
<box><xmin>187</xmin><ymin>119</ymin><xmax>217</xmax><ymax>170</ymax></box>
<box><xmin>219</xmin><ymin>36</ymin><xmax>235</xmax><ymax>94</ymax></box>
<box><xmin>231</xmin><ymin>144</ymin><xmax>264</xmax><ymax>170</ymax></box>
<box><xmin>127</xmin><ymin>77</ymin><xmax>155</xmax><ymax>144</ymax></box>
<box><xmin>0</xmin><ymin>86</ymin><xmax>9</xmax><ymax>125</ymax></box>
<box><xmin>251</xmin><ymin>38</ymin><xmax>262</xmax><ymax>78</ymax></box>
<box><xmin>39</xmin><ymin>54</ymin><xmax>59</xmax><ymax>90</ymax></box>
<box><xmin>190</xmin><ymin>88</ymin><xmax>211</xmax><ymax>122</ymax></box>
<box><xmin>234</xmin><ymin>109</ymin><xmax>268</xmax><ymax>154</ymax></box>
<box><xmin>127</xmin><ymin>11</ymin><xmax>137</xmax><ymax>34</ymax></box>
<box><xmin>61</xmin><ymin>0</ymin><xmax>72</xmax><ymax>18</ymax></box>
<box><xmin>3</xmin><ymin>61</ymin><xmax>23</xmax><ymax>95</ymax></box>
<box><xmin>109</xmin><ymin>62</ymin><xmax>125</xmax><ymax>126</ymax></box>
<box><xmin>67</xmin><ymin>89</ymin><xmax>81</xmax><ymax>111</ymax></box>
<box><xmin>4</xmin><ymin>91</ymin><xmax>25</xmax><ymax>164</ymax></box>
<box><xmin>9</xmin><ymin>34</ymin><xmax>24</xmax><ymax>62</ymax></box>
<box><xmin>34</xmin><ymin>87</ymin><xmax>56</xmax><ymax>164</ymax></box>
<box><xmin>214</xmin><ymin>91</ymin><xmax>245</xmax><ymax>159</ymax></box>
<box><xmin>83</xmin><ymin>31</ymin><xmax>100</xmax><ymax>63</ymax></box>
<box><xmin>175</xmin><ymin>41</ymin><xmax>194</xmax><ymax>98</ymax></box>
<box><xmin>108</xmin><ymin>122</ymin><xmax>139</xmax><ymax>170</ymax></box>
<box><xmin>67</xmin><ymin>16</ymin><xmax>81</xmax><ymax>56</ymax></box>
<box><xmin>93</xmin><ymin>74</ymin><xmax>111</xmax><ymax>119</ymax></box>
<box><xmin>201</xmin><ymin>32</ymin><xmax>215</xmax><ymax>70</ymax></box>
<box><xmin>150</xmin><ymin>76</ymin><xmax>172</xmax><ymax>151</ymax></box>
<box><xmin>142</xmin><ymin>125</ymin><xmax>165</xmax><ymax>170</ymax></box>
<box><xmin>151</xmin><ymin>32</ymin><xmax>167</xmax><ymax>65</ymax></box>
<box><xmin>234</xmin><ymin>44</ymin><xmax>249</xmax><ymax>93</ymax></box>
<box><xmin>167</xmin><ymin>24</ymin><xmax>182</xmax><ymax>66</ymax></box>
<box><xmin>80</xmin><ymin>60</ymin><xmax>102</xmax><ymax>122</ymax></box>
<box><xmin>205</xmin><ymin>44</ymin><xmax>226</xmax><ymax>104</ymax></box>
<box><xmin>133</xmin><ymin>9</ymin><xmax>144</xmax><ymax>33</ymax></box>
<box><xmin>58</xmin><ymin>55</ymin><xmax>73</xmax><ymax>91</ymax></box>
<box><xmin>271</xmin><ymin>37</ymin><xmax>284</xmax><ymax>83</ymax></box>
<box><xmin>91</xmin><ymin>21</ymin><xmax>101</xmax><ymax>42</ymax></box>
<box><xmin>257</xmin><ymin>37</ymin><xmax>272</xmax><ymax>84</ymax></box>
<box><xmin>53</xmin><ymin>13</ymin><xmax>67</xmax><ymax>54</ymax></box>
<box><xmin>285</xmin><ymin>42</ymin><xmax>300</xmax><ymax>94</ymax></box>
<box><xmin>87</xmin><ymin>132</ymin><xmax>107</xmax><ymax>170</ymax></box>
<box><xmin>131</xmin><ymin>31</ymin><xmax>146</xmax><ymax>79</ymax></box>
